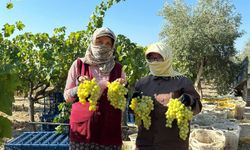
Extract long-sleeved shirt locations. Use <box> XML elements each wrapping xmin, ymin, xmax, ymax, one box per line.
<box><xmin>134</xmin><ymin>75</ymin><xmax>201</xmax><ymax>150</ymax></box>
<box><xmin>64</xmin><ymin>58</ymin><xmax>126</xmax><ymax>102</ymax></box>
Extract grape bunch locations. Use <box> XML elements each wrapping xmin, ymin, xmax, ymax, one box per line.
<box><xmin>107</xmin><ymin>81</ymin><xmax>128</xmax><ymax>111</ymax></box>
<box><xmin>129</xmin><ymin>96</ymin><xmax>154</xmax><ymax>129</ymax></box>
<box><xmin>77</xmin><ymin>78</ymin><xmax>101</xmax><ymax>111</ymax></box>
<box><xmin>165</xmin><ymin>98</ymin><xmax>193</xmax><ymax>140</ymax></box>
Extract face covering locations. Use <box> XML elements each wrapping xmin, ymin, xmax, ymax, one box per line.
<box><xmin>91</xmin><ymin>45</ymin><xmax>114</xmax><ymax>61</ymax></box>
<box><xmin>147</xmin><ymin>59</ymin><xmax>172</xmax><ymax>76</ymax></box>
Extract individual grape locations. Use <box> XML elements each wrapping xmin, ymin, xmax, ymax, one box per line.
<box><xmin>77</xmin><ymin>78</ymin><xmax>101</xmax><ymax>111</ymax></box>
<box><xmin>107</xmin><ymin>81</ymin><xmax>128</xmax><ymax>111</ymax></box>
<box><xmin>165</xmin><ymin>98</ymin><xmax>193</xmax><ymax>140</ymax></box>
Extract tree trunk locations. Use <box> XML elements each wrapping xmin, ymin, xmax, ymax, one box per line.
<box><xmin>28</xmin><ymin>97</ymin><xmax>35</xmax><ymax>122</ymax></box>
<box><xmin>198</xmin><ymin>80</ymin><xmax>203</xmax><ymax>99</ymax></box>
<box><xmin>194</xmin><ymin>59</ymin><xmax>204</xmax><ymax>98</ymax></box>
<box><xmin>28</xmin><ymin>97</ymin><xmax>36</xmax><ymax>131</ymax></box>
<box><xmin>28</xmin><ymin>82</ymin><xmax>36</xmax><ymax>131</ymax></box>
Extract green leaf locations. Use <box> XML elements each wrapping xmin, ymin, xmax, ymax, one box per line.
<box><xmin>6</xmin><ymin>2</ymin><xmax>13</xmax><ymax>10</ymax></box>
<box><xmin>3</xmin><ymin>23</ymin><xmax>15</xmax><ymax>37</ymax></box>
<box><xmin>16</xmin><ymin>21</ymin><xmax>25</xmax><ymax>31</ymax></box>
<box><xmin>117</xmin><ymin>46</ymin><xmax>122</xmax><ymax>53</ymax></box>
<box><xmin>0</xmin><ymin>116</ymin><xmax>12</xmax><ymax>138</ymax></box>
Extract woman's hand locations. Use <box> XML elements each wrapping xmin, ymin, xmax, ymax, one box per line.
<box><xmin>78</xmin><ymin>75</ymin><xmax>90</xmax><ymax>83</ymax></box>
<box><xmin>115</xmin><ymin>78</ymin><xmax>126</xmax><ymax>85</ymax></box>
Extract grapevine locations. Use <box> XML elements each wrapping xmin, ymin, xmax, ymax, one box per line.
<box><xmin>107</xmin><ymin>81</ymin><xmax>128</xmax><ymax>111</ymax></box>
<box><xmin>129</xmin><ymin>96</ymin><xmax>154</xmax><ymax>129</ymax></box>
<box><xmin>165</xmin><ymin>98</ymin><xmax>193</xmax><ymax>140</ymax></box>
<box><xmin>77</xmin><ymin>78</ymin><xmax>100</xmax><ymax>111</ymax></box>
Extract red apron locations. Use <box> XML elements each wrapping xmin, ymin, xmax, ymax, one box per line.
<box><xmin>69</xmin><ymin>59</ymin><xmax>123</xmax><ymax>146</ymax></box>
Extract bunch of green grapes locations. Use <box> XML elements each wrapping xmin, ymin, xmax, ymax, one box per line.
<box><xmin>165</xmin><ymin>98</ymin><xmax>193</xmax><ymax>140</ymax></box>
<box><xmin>77</xmin><ymin>78</ymin><xmax>100</xmax><ymax>111</ymax></box>
<box><xmin>107</xmin><ymin>81</ymin><xmax>128</xmax><ymax>111</ymax></box>
<box><xmin>129</xmin><ymin>96</ymin><xmax>154</xmax><ymax>129</ymax></box>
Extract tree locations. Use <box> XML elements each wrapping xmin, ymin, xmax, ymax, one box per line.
<box><xmin>240</xmin><ymin>39</ymin><xmax>250</xmax><ymax>59</ymax></box>
<box><xmin>4</xmin><ymin>0</ymin><xmax>126</xmax><ymax>125</ymax></box>
<box><xmin>115</xmin><ymin>35</ymin><xmax>148</xmax><ymax>88</ymax></box>
<box><xmin>11</xmin><ymin>31</ymin><xmax>67</xmax><ymax>124</ymax></box>
<box><xmin>160</xmin><ymin>0</ymin><xmax>242</xmax><ymax>96</ymax></box>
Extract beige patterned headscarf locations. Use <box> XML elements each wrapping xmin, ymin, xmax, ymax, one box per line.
<box><xmin>145</xmin><ymin>42</ymin><xmax>182</xmax><ymax>77</ymax></box>
<box><xmin>83</xmin><ymin>27</ymin><xmax>116</xmax><ymax>75</ymax></box>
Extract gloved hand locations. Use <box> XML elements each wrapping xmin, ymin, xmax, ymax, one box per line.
<box><xmin>178</xmin><ymin>94</ymin><xmax>194</xmax><ymax>107</ymax></box>
<box><xmin>132</xmin><ymin>91</ymin><xmax>143</xmax><ymax>99</ymax></box>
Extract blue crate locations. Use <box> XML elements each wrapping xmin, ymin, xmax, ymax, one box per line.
<box><xmin>40</xmin><ymin>114</ymin><xmax>59</xmax><ymax>131</ymax></box>
<box><xmin>40</xmin><ymin>92</ymin><xmax>65</xmax><ymax>131</ymax></box>
<box><xmin>43</xmin><ymin>92</ymin><xmax>65</xmax><ymax>116</ymax></box>
<box><xmin>4</xmin><ymin>132</ymin><xmax>69</xmax><ymax>150</ymax></box>
<box><xmin>127</xmin><ymin>113</ymin><xmax>135</xmax><ymax>124</ymax></box>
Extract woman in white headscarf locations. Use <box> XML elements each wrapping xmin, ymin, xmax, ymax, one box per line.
<box><xmin>131</xmin><ymin>42</ymin><xmax>201</xmax><ymax>150</ymax></box>
<box><xmin>64</xmin><ymin>27</ymin><xmax>126</xmax><ymax>150</ymax></box>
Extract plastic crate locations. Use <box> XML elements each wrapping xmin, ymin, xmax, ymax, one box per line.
<box><xmin>40</xmin><ymin>114</ymin><xmax>59</xmax><ymax>131</ymax></box>
<box><xmin>127</xmin><ymin>113</ymin><xmax>135</xmax><ymax>124</ymax></box>
<box><xmin>4</xmin><ymin>132</ymin><xmax>68</xmax><ymax>150</ymax></box>
<box><xmin>43</xmin><ymin>92</ymin><xmax>65</xmax><ymax>116</ymax></box>
<box><xmin>40</xmin><ymin>92</ymin><xmax>65</xmax><ymax>131</ymax></box>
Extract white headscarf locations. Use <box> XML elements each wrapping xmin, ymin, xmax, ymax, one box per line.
<box><xmin>145</xmin><ymin>42</ymin><xmax>181</xmax><ymax>77</ymax></box>
<box><xmin>83</xmin><ymin>27</ymin><xmax>116</xmax><ymax>75</ymax></box>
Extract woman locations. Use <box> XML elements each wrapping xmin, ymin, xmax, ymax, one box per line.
<box><xmin>132</xmin><ymin>42</ymin><xmax>202</xmax><ymax>150</ymax></box>
<box><xmin>64</xmin><ymin>27</ymin><xmax>126</xmax><ymax>150</ymax></box>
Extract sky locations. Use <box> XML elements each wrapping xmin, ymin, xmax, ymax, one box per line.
<box><xmin>0</xmin><ymin>0</ymin><xmax>249</xmax><ymax>52</ymax></box>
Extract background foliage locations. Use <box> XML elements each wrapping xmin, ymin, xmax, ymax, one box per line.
<box><xmin>160</xmin><ymin>0</ymin><xmax>242</xmax><ymax>95</ymax></box>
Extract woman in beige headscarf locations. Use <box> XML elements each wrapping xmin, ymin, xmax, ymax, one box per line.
<box><xmin>145</xmin><ymin>42</ymin><xmax>181</xmax><ymax>77</ymax></box>
<box><xmin>131</xmin><ymin>42</ymin><xmax>202</xmax><ymax>150</ymax></box>
<box><xmin>64</xmin><ymin>27</ymin><xmax>126</xmax><ymax>150</ymax></box>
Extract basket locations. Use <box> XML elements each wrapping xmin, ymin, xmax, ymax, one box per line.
<box><xmin>189</xmin><ymin>129</ymin><xmax>226</xmax><ymax>150</ymax></box>
<box><xmin>128</xmin><ymin>133</ymin><xmax>137</xmax><ymax>142</ymax></box>
<box><xmin>191</xmin><ymin>113</ymin><xmax>217</xmax><ymax>126</ymax></box>
<box><xmin>212</xmin><ymin>122</ymin><xmax>241</xmax><ymax>150</ymax></box>
<box><xmin>123</xmin><ymin>141</ymin><xmax>136</xmax><ymax>150</ymax></box>
<box><xmin>202</xmin><ymin>110</ymin><xmax>227</xmax><ymax>119</ymax></box>
<box><xmin>234</xmin><ymin>100</ymin><xmax>246</xmax><ymax>119</ymax></box>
